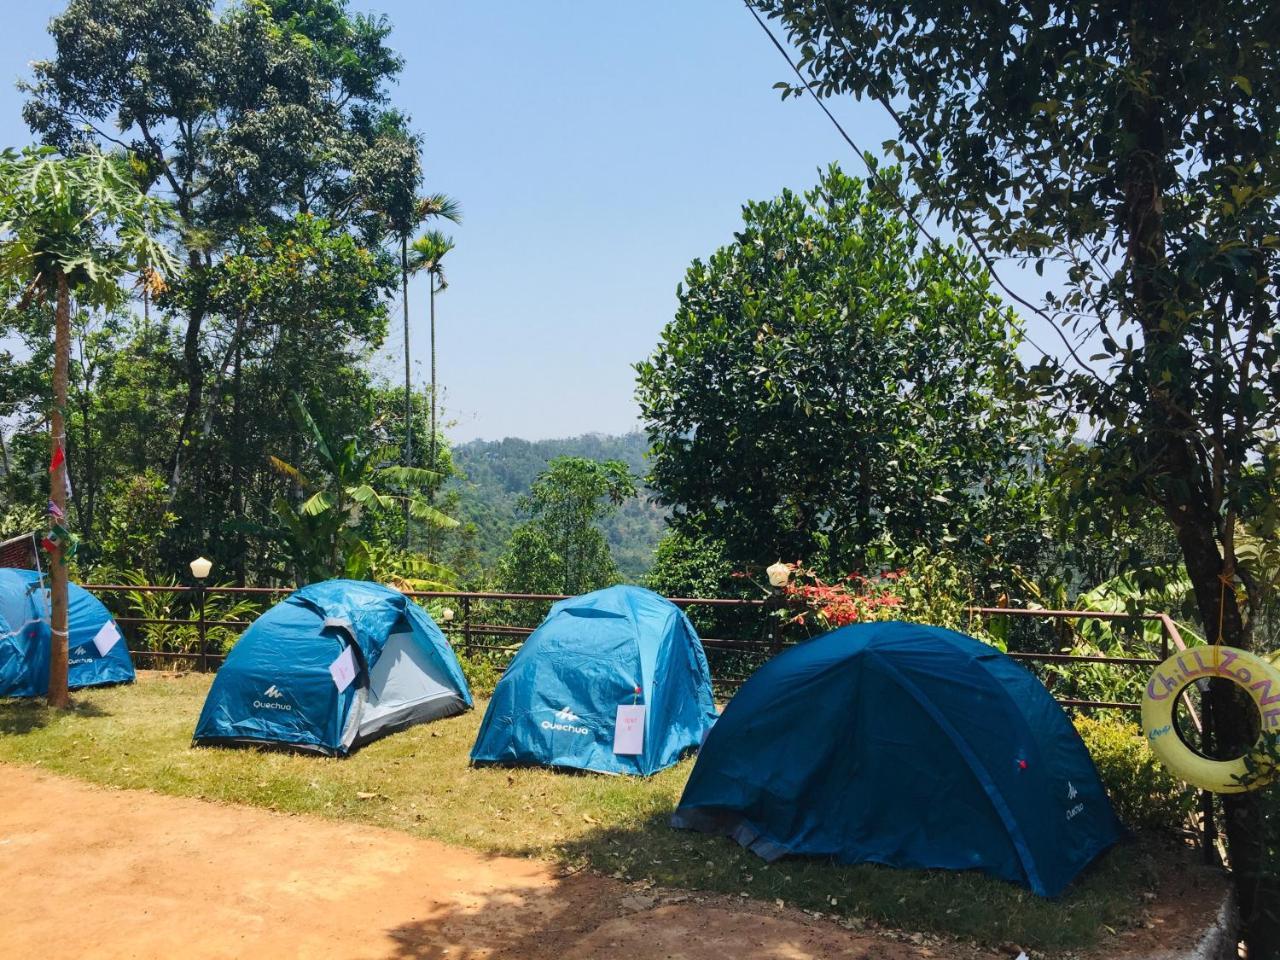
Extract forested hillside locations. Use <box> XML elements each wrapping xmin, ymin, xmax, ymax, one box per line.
<box><xmin>449</xmin><ymin>432</ymin><xmax>667</xmax><ymax>579</ymax></box>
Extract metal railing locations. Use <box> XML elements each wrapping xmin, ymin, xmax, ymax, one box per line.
<box><xmin>84</xmin><ymin>584</ymin><xmax>1183</xmax><ymax>711</ymax></box>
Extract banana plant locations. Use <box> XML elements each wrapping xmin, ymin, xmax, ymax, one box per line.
<box><xmin>269</xmin><ymin>395</ymin><xmax>457</xmax><ymax>585</ymax></box>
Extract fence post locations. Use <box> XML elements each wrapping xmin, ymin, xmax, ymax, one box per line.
<box><xmin>196</xmin><ymin>584</ymin><xmax>208</xmax><ymax>673</ymax></box>
<box><xmin>462</xmin><ymin>595</ymin><xmax>472</xmax><ymax>657</ymax></box>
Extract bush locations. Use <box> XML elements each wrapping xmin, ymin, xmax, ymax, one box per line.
<box><xmin>1074</xmin><ymin>713</ymin><xmax>1196</xmax><ymax>834</ymax></box>
<box><xmin>457</xmin><ymin>652</ymin><xmax>504</xmax><ymax>698</ymax></box>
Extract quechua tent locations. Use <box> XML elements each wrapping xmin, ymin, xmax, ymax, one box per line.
<box><xmin>193</xmin><ymin>579</ymin><xmax>470</xmax><ymax>755</ymax></box>
<box><xmin>672</xmin><ymin>621</ymin><xmax>1123</xmax><ymax>897</ymax></box>
<box><xmin>470</xmin><ymin>585</ymin><xmax>717</xmax><ymax>776</ymax></box>
<box><xmin>0</xmin><ymin>568</ymin><xmax>134</xmax><ymax>697</ymax></box>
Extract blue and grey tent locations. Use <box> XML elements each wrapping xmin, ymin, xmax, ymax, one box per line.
<box><xmin>672</xmin><ymin>621</ymin><xmax>1123</xmax><ymax>897</ymax></box>
<box><xmin>0</xmin><ymin>568</ymin><xmax>134</xmax><ymax>697</ymax></box>
<box><xmin>470</xmin><ymin>585</ymin><xmax>717</xmax><ymax>776</ymax></box>
<box><xmin>193</xmin><ymin>579</ymin><xmax>471</xmax><ymax>756</ymax></box>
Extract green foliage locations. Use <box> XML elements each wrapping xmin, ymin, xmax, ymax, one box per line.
<box><xmin>449</xmin><ymin>432</ymin><xmax>665</xmax><ymax>580</ymax></box>
<box><xmin>90</xmin><ymin>472</ymin><xmax>176</xmax><ymax>579</ymax></box>
<box><xmin>1074</xmin><ymin>715</ymin><xmax>1197</xmax><ymax>835</ymax></box>
<box><xmin>268</xmin><ymin>395</ymin><xmax>456</xmax><ymax>585</ymax></box>
<box><xmin>0</xmin><ymin>502</ymin><xmax>44</xmax><ymax>542</ymax></box>
<box><xmin>20</xmin><ymin>0</ymin><xmax>428</xmax><ymax>579</ymax></box>
<box><xmin>455</xmin><ymin>653</ymin><xmax>503</xmax><ymax>699</ymax></box>
<box><xmin>108</xmin><ymin>572</ymin><xmax>263</xmax><ymax>659</ymax></box>
<box><xmin>496</xmin><ymin>456</ymin><xmax>638</xmax><ymax>598</ymax></box>
<box><xmin>645</xmin><ymin>529</ymin><xmax>751</xmax><ymax>635</ymax></box>
<box><xmin>0</xmin><ymin>147</ymin><xmax>176</xmax><ymax>309</ymax></box>
<box><xmin>635</xmin><ymin>166</ymin><xmax>1060</xmax><ymax>594</ymax></box>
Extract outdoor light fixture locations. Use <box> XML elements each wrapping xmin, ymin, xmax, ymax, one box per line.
<box><xmin>442</xmin><ymin>607</ymin><xmax>455</xmax><ymax>622</ymax></box>
<box><xmin>189</xmin><ymin>556</ymin><xmax>213</xmax><ymax>581</ymax></box>
<box><xmin>766</xmin><ymin>560</ymin><xmax>791</xmax><ymax>588</ymax></box>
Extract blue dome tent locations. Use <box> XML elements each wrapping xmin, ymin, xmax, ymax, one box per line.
<box><xmin>672</xmin><ymin>621</ymin><xmax>1123</xmax><ymax>897</ymax></box>
<box><xmin>0</xmin><ymin>568</ymin><xmax>134</xmax><ymax>697</ymax></box>
<box><xmin>194</xmin><ymin>579</ymin><xmax>471</xmax><ymax>756</ymax></box>
<box><xmin>470</xmin><ymin>585</ymin><xmax>717</xmax><ymax>776</ymax></box>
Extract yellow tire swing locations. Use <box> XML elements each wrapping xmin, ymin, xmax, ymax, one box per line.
<box><xmin>1141</xmin><ymin>645</ymin><xmax>1280</xmax><ymax>793</ymax></box>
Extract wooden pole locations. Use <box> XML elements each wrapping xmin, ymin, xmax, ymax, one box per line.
<box><xmin>47</xmin><ymin>272</ymin><xmax>70</xmax><ymax>709</ymax></box>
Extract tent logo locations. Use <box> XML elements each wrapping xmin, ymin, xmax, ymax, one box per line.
<box><xmin>69</xmin><ymin>645</ymin><xmax>91</xmax><ymax>666</ymax></box>
<box><xmin>1067</xmin><ymin>781</ymin><xmax>1078</xmax><ymax>801</ymax></box>
<box><xmin>542</xmin><ymin>706</ymin><xmax>589</xmax><ymax>736</ymax></box>
<box><xmin>253</xmin><ymin>684</ymin><xmax>292</xmax><ymax>711</ymax></box>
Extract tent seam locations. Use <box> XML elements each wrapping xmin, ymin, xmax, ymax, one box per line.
<box><xmin>868</xmin><ymin>647</ymin><xmax>1046</xmax><ymax>896</ymax></box>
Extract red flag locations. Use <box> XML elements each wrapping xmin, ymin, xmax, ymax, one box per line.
<box><xmin>49</xmin><ymin>445</ymin><xmax>65</xmax><ymax>473</ymax></box>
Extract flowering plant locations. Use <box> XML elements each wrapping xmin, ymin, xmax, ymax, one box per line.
<box><xmin>773</xmin><ymin>563</ymin><xmax>904</xmax><ymax>630</ymax></box>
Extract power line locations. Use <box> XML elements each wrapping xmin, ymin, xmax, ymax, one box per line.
<box><xmin>743</xmin><ymin>1</ymin><xmax>1105</xmax><ymax>381</ymax></box>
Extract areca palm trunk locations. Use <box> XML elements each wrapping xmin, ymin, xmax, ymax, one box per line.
<box><xmin>48</xmin><ymin>272</ymin><xmax>70</xmax><ymax>709</ymax></box>
<box><xmin>401</xmin><ymin>234</ymin><xmax>412</xmax><ymax>549</ymax></box>
<box><xmin>428</xmin><ymin>274</ymin><xmax>439</xmax><ymax>563</ymax></box>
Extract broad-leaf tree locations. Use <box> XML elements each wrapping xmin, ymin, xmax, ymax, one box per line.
<box><xmin>497</xmin><ymin>456</ymin><xmax>637</xmax><ymax>597</ymax></box>
<box><xmin>23</xmin><ymin>0</ymin><xmax>421</xmax><ymax>497</ymax></box>
<box><xmin>747</xmin><ymin>1</ymin><xmax>1279</xmax><ymax>946</ymax></box>
<box><xmin>636</xmin><ymin>166</ymin><xmax>1059</xmax><ymax>588</ymax></box>
<box><xmin>0</xmin><ymin>146</ymin><xmax>174</xmax><ymax>707</ymax></box>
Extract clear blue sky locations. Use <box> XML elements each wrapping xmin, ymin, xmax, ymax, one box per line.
<box><xmin>0</xmin><ymin>1</ymin><xmax>1064</xmax><ymax>442</ymax></box>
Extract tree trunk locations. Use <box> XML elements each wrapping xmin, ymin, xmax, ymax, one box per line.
<box><xmin>232</xmin><ymin>320</ymin><xmax>245</xmax><ymax>585</ymax></box>
<box><xmin>1121</xmin><ymin>8</ymin><xmax>1277</xmax><ymax>949</ymax></box>
<box><xmin>428</xmin><ymin>276</ymin><xmax>438</xmax><ymax>562</ymax></box>
<box><xmin>168</xmin><ymin>249</ymin><xmax>206</xmax><ymax>497</ymax></box>
<box><xmin>47</xmin><ymin>273</ymin><xmax>71</xmax><ymax>710</ymax></box>
<box><xmin>402</xmin><ymin>235</ymin><xmax>412</xmax><ymax>549</ymax></box>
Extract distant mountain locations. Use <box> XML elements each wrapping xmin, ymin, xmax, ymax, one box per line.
<box><xmin>448</xmin><ymin>431</ymin><xmax>667</xmax><ymax>579</ymax></box>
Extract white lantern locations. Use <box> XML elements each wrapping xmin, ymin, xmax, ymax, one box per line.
<box><xmin>189</xmin><ymin>556</ymin><xmax>213</xmax><ymax>580</ymax></box>
<box><xmin>766</xmin><ymin>561</ymin><xmax>791</xmax><ymax>588</ymax></box>
<box><xmin>442</xmin><ymin>607</ymin><xmax>455</xmax><ymax>622</ymax></box>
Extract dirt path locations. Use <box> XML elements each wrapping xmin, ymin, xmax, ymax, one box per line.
<box><xmin>0</xmin><ymin>765</ymin><xmax>991</xmax><ymax>960</ymax></box>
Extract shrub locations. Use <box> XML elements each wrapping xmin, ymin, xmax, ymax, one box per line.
<box><xmin>1074</xmin><ymin>713</ymin><xmax>1196</xmax><ymax>834</ymax></box>
<box><xmin>457</xmin><ymin>652</ymin><xmax>504</xmax><ymax>699</ymax></box>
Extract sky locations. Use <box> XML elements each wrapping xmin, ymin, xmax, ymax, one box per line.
<box><xmin>0</xmin><ymin>1</ymin><xmax>1067</xmax><ymax>443</ymax></box>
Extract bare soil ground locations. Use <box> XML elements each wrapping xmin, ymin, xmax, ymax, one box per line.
<box><xmin>1</xmin><ymin>765</ymin><xmax>1003</xmax><ymax>960</ymax></box>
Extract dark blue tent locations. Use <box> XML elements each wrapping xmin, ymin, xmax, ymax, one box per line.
<box><xmin>194</xmin><ymin>579</ymin><xmax>471</xmax><ymax>755</ymax></box>
<box><xmin>471</xmin><ymin>585</ymin><xmax>717</xmax><ymax>776</ymax></box>
<box><xmin>672</xmin><ymin>621</ymin><xmax>1123</xmax><ymax>897</ymax></box>
<box><xmin>0</xmin><ymin>568</ymin><xmax>134</xmax><ymax>697</ymax></box>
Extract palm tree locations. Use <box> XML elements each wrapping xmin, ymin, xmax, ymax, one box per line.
<box><xmin>0</xmin><ymin>147</ymin><xmax>174</xmax><ymax>708</ymax></box>
<box><xmin>407</xmin><ymin>228</ymin><xmax>456</xmax><ymax>514</ymax></box>
<box><xmin>398</xmin><ymin>193</ymin><xmax>460</xmax><ymax>548</ymax></box>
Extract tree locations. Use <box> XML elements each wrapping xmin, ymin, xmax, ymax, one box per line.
<box><xmin>407</xmin><ymin>220</ymin><xmax>458</xmax><ymax>557</ymax></box>
<box><xmin>497</xmin><ymin>457</ymin><xmax>637</xmax><ymax>596</ymax></box>
<box><xmin>268</xmin><ymin>396</ymin><xmax>455</xmax><ymax>585</ymax></box>
<box><xmin>748</xmin><ymin>1</ymin><xmax>1280</xmax><ymax>947</ymax></box>
<box><xmin>0</xmin><ymin>146</ymin><xmax>174</xmax><ymax>707</ymax></box>
<box><xmin>636</xmin><ymin>166</ymin><xmax>1058</xmax><ymax>590</ymax></box>
<box><xmin>23</xmin><ymin>0</ymin><xmax>421</xmax><ymax>498</ymax></box>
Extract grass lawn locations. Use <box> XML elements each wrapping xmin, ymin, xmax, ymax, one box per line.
<box><xmin>0</xmin><ymin>671</ymin><xmax>1178</xmax><ymax>951</ymax></box>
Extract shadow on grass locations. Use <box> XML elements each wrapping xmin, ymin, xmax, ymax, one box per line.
<box><xmin>0</xmin><ymin>696</ymin><xmax>110</xmax><ymax>735</ymax></box>
<box><xmin>507</xmin><ymin>809</ymin><xmax>1166</xmax><ymax>953</ymax></box>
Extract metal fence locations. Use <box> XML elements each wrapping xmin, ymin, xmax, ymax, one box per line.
<box><xmin>83</xmin><ymin>584</ymin><xmax>1188</xmax><ymax>711</ymax></box>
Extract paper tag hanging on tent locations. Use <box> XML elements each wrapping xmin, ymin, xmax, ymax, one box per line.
<box><xmin>613</xmin><ymin>704</ymin><xmax>646</xmax><ymax>755</ymax></box>
<box><xmin>91</xmin><ymin>621</ymin><xmax>121</xmax><ymax>657</ymax></box>
<box><xmin>329</xmin><ymin>645</ymin><xmax>357</xmax><ymax>692</ymax></box>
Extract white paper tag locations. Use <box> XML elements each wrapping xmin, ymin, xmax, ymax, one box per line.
<box><xmin>329</xmin><ymin>645</ymin><xmax>357</xmax><ymax>692</ymax></box>
<box><xmin>91</xmin><ymin>621</ymin><xmax>121</xmax><ymax>657</ymax></box>
<box><xmin>613</xmin><ymin>704</ymin><xmax>646</xmax><ymax>755</ymax></box>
